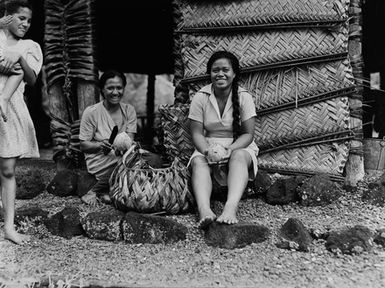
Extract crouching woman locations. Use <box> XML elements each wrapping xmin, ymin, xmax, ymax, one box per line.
<box><xmin>79</xmin><ymin>70</ymin><xmax>137</xmax><ymax>205</ymax></box>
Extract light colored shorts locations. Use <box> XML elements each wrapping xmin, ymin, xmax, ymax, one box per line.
<box><xmin>187</xmin><ymin>137</ymin><xmax>259</xmax><ymax>180</ymax></box>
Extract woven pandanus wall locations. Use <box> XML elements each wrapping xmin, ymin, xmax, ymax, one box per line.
<box><xmin>254</xmin><ymin>97</ymin><xmax>351</xmax><ymax>150</ymax></box>
<box><xmin>166</xmin><ymin>0</ymin><xmax>356</xmax><ymax>179</ymax></box>
<box><xmin>187</xmin><ymin>60</ymin><xmax>355</xmax><ymax>106</ymax></box>
<box><xmin>174</xmin><ymin>0</ymin><xmax>348</xmax><ymax>31</ymax></box>
<box><xmin>175</xmin><ymin>29</ymin><xmax>348</xmax><ymax>81</ymax></box>
<box><xmin>258</xmin><ymin>141</ymin><xmax>350</xmax><ymax>179</ymax></box>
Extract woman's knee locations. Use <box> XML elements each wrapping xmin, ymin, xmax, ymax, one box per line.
<box><xmin>229</xmin><ymin>149</ymin><xmax>249</xmax><ymax>165</ymax></box>
<box><xmin>0</xmin><ymin>166</ymin><xmax>15</xmax><ymax>179</ymax></box>
<box><xmin>0</xmin><ymin>159</ymin><xmax>16</xmax><ymax>179</ymax></box>
<box><xmin>191</xmin><ymin>156</ymin><xmax>210</xmax><ymax>170</ymax></box>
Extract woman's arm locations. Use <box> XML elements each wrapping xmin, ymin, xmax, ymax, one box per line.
<box><xmin>227</xmin><ymin>117</ymin><xmax>255</xmax><ymax>151</ymax></box>
<box><xmin>0</xmin><ymin>64</ymin><xmax>23</xmax><ymax>100</ymax></box>
<box><xmin>79</xmin><ymin>107</ymin><xmax>113</xmax><ymax>155</ymax></box>
<box><xmin>80</xmin><ymin>140</ymin><xmax>112</xmax><ymax>155</ymax></box>
<box><xmin>190</xmin><ymin>119</ymin><xmax>209</xmax><ymax>155</ymax></box>
<box><xmin>18</xmin><ymin>53</ymin><xmax>37</xmax><ymax>85</ymax></box>
<box><xmin>1</xmin><ymin>50</ymin><xmax>37</xmax><ymax>85</ymax></box>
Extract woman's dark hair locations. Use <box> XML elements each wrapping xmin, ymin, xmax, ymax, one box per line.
<box><xmin>206</xmin><ymin>50</ymin><xmax>241</xmax><ymax>139</ymax></box>
<box><xmin>99</xmin><ymin>69</ymin><xmax>127</xmax><ymax>90</ymax></box>
<box><xmin>3</xmin><ymin>0</ymin><xmax>32</xmax><ymax>15</ymax></box>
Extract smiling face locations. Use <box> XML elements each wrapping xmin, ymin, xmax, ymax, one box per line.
<box><xmin>6</xmin><ymin>7</ymin><xmax>32</xmax><ymax>39</ymax></box>
<box><xmin>101</xmin><ymin>76</ymin><xmax>125</xmax><ymax>106</ymax></box>
<box><xmin>210</xmin><ymin>58</ymin><xmax>236</xmax><ymax>91</ymax></box>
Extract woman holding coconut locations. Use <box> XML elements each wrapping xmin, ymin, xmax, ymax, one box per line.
<box><xmin>188</xmin><ymin>50</ymin><xmax>259</xmax><ymax>228</ymax></box>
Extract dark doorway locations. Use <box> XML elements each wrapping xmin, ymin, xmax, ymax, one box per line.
<box><xmin>362</xmin><ymin>0</ymin><xmax>385</xmax><ymax>138</ymax></box>
<box><xmin>95</xmin><ymin>0</ymin><xmax>174</xmax><ymax>75</ymax></box>
<box><xmin>25</xmin><ymin>0</ymin><xmax>52</xmax><ymax>148</ymax></box>
<box><xmin>95</xmin><ymin>0</ymin><xmax>175</xmax><ymax>147</ymax></box>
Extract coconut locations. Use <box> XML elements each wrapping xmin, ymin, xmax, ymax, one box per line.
<box><xmin>206</xmin><ymin>143</ymin><xmax>227</xmax><ymax>162</ymax></box>
<box><xmin>113</xmin><ymin>132</ymin><xmax>133</xmax><ymax>153</ymax></box>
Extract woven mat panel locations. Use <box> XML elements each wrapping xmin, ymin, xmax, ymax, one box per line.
<box><xmin>173</xmin><ymin>34</ymin><xmax>185</xmax><ymax>88</ymax></box>
<box><xmin>158</xmin><ymin>104</ymin><xmax>194</xmax><ymax>165</ymax></box>
<box><xmin>186</xmin><ymin>60</ymin><xmax>355</xmax><ymax>108</ymax></box>
<box><xmin>254</xmin><ymin>97</ymin><xmax>350</xmax><ymax>150</ymax></box>
<box><xmin>173</xmin><ymin>0</ymin><xmax>349</xmax><ymax>31</ymax></box>
<box><xmin>246</xmin><ymin>60</ymin><xmax>354</xmax><ymax>110</ymax></box>
<box><xmin>176</xmin><ymin>28</ymin><xmax>348</xmax><ymax>80</ymax></box>
<box><xmin>258</xmin><ymin>141</ymin><xmax>350</xmax><ymax>176</ymax></box>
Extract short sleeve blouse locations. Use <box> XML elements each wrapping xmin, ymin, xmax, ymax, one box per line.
<box><xmin>79</xmin><ymin>101</ymin><xmax>137</xmax><ymax>179</ymax></box>
<box><xmin>188</xmin><ymin>84</ymin><xmax>256</xmax><ymax>138</ymax></box>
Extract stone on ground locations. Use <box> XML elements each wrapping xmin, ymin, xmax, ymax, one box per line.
<box><xmin>76</xmin><ymin>170</ymin><xmax>97</xmax><ymax>198</ymax></box>
<box><xmin>204</xmin><ymin>222</ymin><xmax>270</xmax><ymax>249</ymax></box>
<box><xmin>265</xmin><ymin>176</ymin><xmax>306</xmax><ymax>205</ymax></box>
<box><xmin>275</xmin><ymin>218</ymin><xmax>313</xmax><ymax>252</ymax></box>
<box><xmin>46</xmin><ymin>169</ymin><xmax>78</xmax><ymax>197</ymax></box>
<box><xmin>81</xmin><ymin>210</ymin><xmax>125</xmax><ymax>241</ymax></box>
<box><xmin>326</xmin><ymin>225</ymin><xmax>374</xmax><ymax>255</ymax></box>
<box><xmin>44</xmin><ymin>206</ymin><xmax>84</xmax><ymax>239</ymax></box>
<box><xmin>298</xmin><ymin>174</ymin><xmax>342</xmax><ymax>206</ymax></box>
<box><xmin>122</xmin><ymin>212</ymin><xmax>187</xmax><ymax>244</ymax></box>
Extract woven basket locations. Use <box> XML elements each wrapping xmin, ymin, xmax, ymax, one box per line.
<box><xmin>254</xmin><ymin>97</ymin><xmax>350</xmax><ymax>150</ymax></box>
<box><xmin>173</xmin><ymin>0</ymin><xmax>349</xmax><ymax>32</ymax></box>
<box><xmin>174</xmin><ymin>27</ymin><xmax>348</xmax><ymax>81</ymax></box>
<box><xmin>158</xmin><ymin>104</ymin><xmax>195</xmax><ymax>165</ymax></box>
<box><xmin>258</xmin><ymin>140</ymin><xmax>350</xmax><ymax>177</ymax></box>
<box><xmin>109</xmin><ymin>145</ymin><xmax>195</xmax><ymax>214</ymax></box>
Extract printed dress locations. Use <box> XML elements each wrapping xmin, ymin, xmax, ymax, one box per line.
<box><xmin>0</xmin><ymin>30</ymin><xmax>43</xmax><ymax>158</ymax></box>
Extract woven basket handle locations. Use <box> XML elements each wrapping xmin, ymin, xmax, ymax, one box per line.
<box><xmin>122</xmin><ymin>144</ymin><xmax>138</xmax><ymax>168</ymax></box>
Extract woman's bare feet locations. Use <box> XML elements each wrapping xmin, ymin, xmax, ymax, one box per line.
<box><xmin>81</xmin><ymin>190</ymin><xmax>98</xmax><ymax>206</ymax></box>
<box><xmin>216</xmin><ymin>203</ymin><xmax>238</xmax><ymax>224</ymax></box>
<box><xmin>4</xmin><ymin>227</ymin><xmax>30</xmax><ymax>245</ymax></box>
<box><xmin>197</xmin><ymin>209</ymin><xmax>216</xmax><ymax>229</ymax></box>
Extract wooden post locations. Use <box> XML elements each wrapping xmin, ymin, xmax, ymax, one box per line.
<box><xmin>345</xmin><ymin>0</ymin><xmax>365</xmax><ymax>186</ymax></box>
<box><xmin>144</xmin><ymin>73</ymin><xmax>156</xmax><ymax>146</ymax></box>
<box><xmin>48</xmin><ymin>82</ymin><xmax>70</xmax><ymax>122</ymax></box>
<box><xmin>77</xmin><ymin>79</ymin><xmax>99</xmax><ymax>119</ymax></box>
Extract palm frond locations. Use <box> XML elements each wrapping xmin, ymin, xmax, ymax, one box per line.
<box><xmin>44</xmin><ymin>0</ymin><xmax>98</xmax><ymax>87</ymax></box>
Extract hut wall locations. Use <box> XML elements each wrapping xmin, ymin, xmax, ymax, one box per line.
<box><xmin>160</xmin><ymin>0</ymin><xmax>364</xmax><ymax>182</ymax></box>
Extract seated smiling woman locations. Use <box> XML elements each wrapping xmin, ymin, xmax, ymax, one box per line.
<box><xmin>79</xmin><ymin>70</ymin><xmax>137</xmax><ymax>205</ymax></box>
<box><xmin>188</xmin><ymin>50</ymin><xmax>259</xmax><ymax>228</ymax></box>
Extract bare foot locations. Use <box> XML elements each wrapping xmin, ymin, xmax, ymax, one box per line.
<box><xmin>216</xmin><ymin>203</ymin><xmax>238</xmax><ymax>224</ymax></box>
<box><xmin>4</xmin><ymin>228</ymin><xmax>30</xmax><ymax>245</ymax></box>
<box><xmin>81</xmin><ymin>190</ymin><xmax>98</xmax><ymax>206</ymax></box>
<box><xmin>197</xmin><ymin>209</ymin><xmax>216</xmax><ymax>229</ymax></box>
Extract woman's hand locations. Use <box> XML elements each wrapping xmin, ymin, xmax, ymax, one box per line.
<box><xmin>0</xmin><ymin>15</ymin><xmax>13</xmax><ymax>29</ymax></box>
<box><xmin>100</xmin><ymin>140</ymin><xmax>113</xmax><ymax>155</ymax></box>
<box><xmin>0</xmin><ymin>50</ymin><xmax>21</xmax><ymax>74</ymax></box>
<box><xmin>10</xmin><ymin>63</ymin><xmax>23</xmax><ymax>75</ymax></box>
<box><xmin>224</xmin><ymin>147</ymin><xmax>232</xmax><ymax>160</ymax></box>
